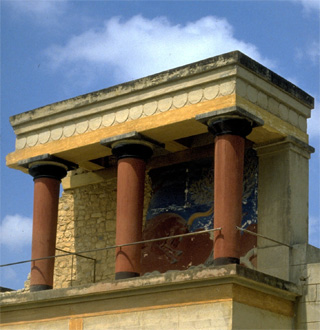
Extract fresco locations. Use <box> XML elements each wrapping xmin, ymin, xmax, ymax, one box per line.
<box><xmin>141</xmin><ymin>148</ymin><xmax>258</xmax><ymax>274</ymax></box>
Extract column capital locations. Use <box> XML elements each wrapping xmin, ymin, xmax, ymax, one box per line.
<box><xmin>101</xmin><ymin>131</ymin><xmax>161</xmax><ymax>161</ymax></box>
<box><xmin>29</xmin><ymin>161</ymin><xmax>68</xmax><ymax>181</ymax></box>
<box><xmin>18</xmin><ymin>153</ymin><xmax>76</xmax><ymax>181</ymax></box>
<box><xmin>207</xmin><ymin>117</ymin><xmax>253</xmax><ymax>138</ymax></box>
<box><xmin>207</xmin><ymin>116</ymin><xmax>253</xmax><ymax>138</ymax></box>
<box><xmin>112</xmin><ymin>141</ymin><xmax>153</xmax><ymax>161</ymax></box>
<box><xmin>196</xmin><ymin>106</ymin><xmax>263</xmax><ymax>138</ymax></box>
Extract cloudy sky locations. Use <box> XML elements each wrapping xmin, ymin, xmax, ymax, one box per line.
<box><xmin>1</xmin><ymin>0</ymin><xmax>319</xmax><ymax>290</ymax></box>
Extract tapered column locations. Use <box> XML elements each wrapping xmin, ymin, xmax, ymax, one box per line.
<box><xmin>208</xmin><ymin>117</ymin><xmax>253</xmax><ymax>266</ymax></box>
<box><xmin>29</xmin><ymin>162</ymin><xmax>67</xmax><ymax>291</ymax></box>
<box><xmin>112</xmin><ymin>142</ymin><xmax>153</xmax><ymax>280</ymax></box>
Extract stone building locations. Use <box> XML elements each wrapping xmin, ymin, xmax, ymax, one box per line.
<box><xmin>1</xmin><ymin>51</ymin><xmax>319</xmax><ymax>329</ymax></box>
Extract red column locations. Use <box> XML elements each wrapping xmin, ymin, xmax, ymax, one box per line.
<box><xmin>213</xmin><ymin>135</ymin><xmax>245</xmax><ymax>264</ymax></box>
<box><xmin>29</xmin><ymin>162</ymin><xmax>67</xmax><ymax>291</ymax></box>
<box><xmin>112</xmin><ymin>142</ymin><xmax>153</xmax><ymax>279</ymax></box>
<box><xmin>208</xmin><ymin>117</ymin><xmax>252</xmax><ymax>265</ymax></box>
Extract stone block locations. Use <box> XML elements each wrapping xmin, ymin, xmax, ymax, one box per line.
<box><xmin>193</xmin><ymin>319</ymin><xmax>213</xmax><ymax>329</ymax></box>
<box><xmin>232</xmin><ymin>301</ymin><xmax>293</xmax><ymax>329</ymax></box>
<box><xmin>257</xmin><ymin>245</ymin><xmax>290</xmax><ymax>281</ymax></box>
<box><xmin>307</xmin><ymin>264</ymin><xmax>320</xmax><ymax>285</ymax></box>
<box><xmin>173</xmin><ymin>302</ymin><xmax>232</xmax><ymax>329</ymax></box>
<box><xmin>291</xmin><ymin>244</ymin><xmax>308</xmax><ymax>265</ymax></box>
<box><xmin>0</xmin><ymin>319</ymin><xmax>69</xmax><ymax>330</ymax></box>
<box><xmin>55</xmin><ymin>180</ymin><xmax>119</xmax><ymax>287</ymax></box>
<box><xmin>290</xmin><ymin>264</ymin><xmax>307</xmax><ymax>284</ymax></box>
<box><xmin>297</xmin><ymin>301</ymin><xmax>320</xmax><ymax>323</ymax></box>
<box><xmin>302</xmin><ymin>284</ymin><xmax>317</xmax><ymax>302</ymax></box>
<box><xmin>303</xmin><ymin>322</ymin><xmax>320</xmax><ymax>330</ymax></box>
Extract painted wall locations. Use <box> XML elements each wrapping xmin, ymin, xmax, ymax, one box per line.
<box><xmin>141</xmin><ymin>148</ymin><xmax>258</xmax><ymax>274</ymax></box>
<box><xmin>50</xmin><ymin>147</ymin><xmax>258</xmax><ymax>287</ymax></box>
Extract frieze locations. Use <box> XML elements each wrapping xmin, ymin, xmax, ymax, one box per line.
<box><xmin>14</xmin><ymin>73</ymin><xmax>309</xmax><ymax>150</ymax></box>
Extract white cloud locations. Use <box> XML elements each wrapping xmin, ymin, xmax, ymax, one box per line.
<box><xmin>293</xmin><ymin>0</ymin><xmax>320</xmax><ymax>12</ymax></box>
<box><xmin>0</xmin><ymin>214</ymin><xmax>32</xmax><ymax>251</ymax></box>
<box><xmin>295</xmin><ymin>41</ymin><xmax>320</xmax><ymax>66</ymax></box>
<box><xmin>306</xmin><ymin>41</ymin><xmax>320</xmax><ymax>65</ymax></box>
<box><xmin>5</xmin><ymin>0</ymin><xmax>68</xmax><ymax>24</ymax></box>
<box><xmin>45</xmin><ymin>15</ymin><xmax>274</xmax><ymax>86</ymax></box>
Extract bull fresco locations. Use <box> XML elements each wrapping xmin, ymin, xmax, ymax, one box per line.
<box><xmin>141</xmin><ymin>148</ymin><xmax>258</xmax><ymax>274</ymax></box>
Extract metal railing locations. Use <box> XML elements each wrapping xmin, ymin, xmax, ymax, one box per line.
<box><xmin>55</xmin><ymin>248</ymin><xmax>97</xmax><ymax>286</ymax></box>
<box><xmin>0</xmin><ymin>226</ymin><xmax>292</xmax><ymax>288</ymax></box>
<box><xmin>0</xmin><ymin>227</ymin><xmax>222</xmax><ymax>287</ymax></box>
<box><xmin>235</xmin><ymin>226</ymin><xmax>292</xmax><ymax>248</ymax></box>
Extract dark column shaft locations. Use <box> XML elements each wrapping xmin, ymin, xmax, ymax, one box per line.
<box><xmin>30</xmin><ymin>177</ymin><xmax>60</xmax><ymax>290</ymax></box>
<box><xmin>29</xmin><ymin>162</ymin><xmax>67</xmax><ymax>291</ymax></box>
<box><xmin>112</xmin><ymin>142</ymin><xmax>153</xmax><ymax>280</ymax></box>
<box><xmin>213</xmin><ymin>134</ymin><xmax>245</xmax><ymax>265</ymax></box>
<box><xmin>115</xmin><ymin>158</ymin><xmax>146</xmax><ymax>279</ymax></box>
<box><xmin>208</xmin><ymin>117</ymin><xmax>253</xmax><ymax>266</ymax></box>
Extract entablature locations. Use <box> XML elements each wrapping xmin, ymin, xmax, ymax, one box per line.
<box><xmin>7</xmin><ymin>51</ymin><xmax>314</xmax><ymax>173</ymax></box>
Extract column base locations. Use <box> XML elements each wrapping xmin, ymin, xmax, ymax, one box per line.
<box><xmin>115</xmin><ymin>272</ymin><xmax>140</xmax><ymax>280</ymax></box>
<box><xmin>214</xmin><ymin>257</ymin><xmax>240</xmax><ymax>266</ymax></box>
<box><xmin>30</xmin><ymin>284</ymin><xmax>53</xmax><ymax>292</ymax></box>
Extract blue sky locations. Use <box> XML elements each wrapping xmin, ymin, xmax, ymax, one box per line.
<box><xmin>1</xmin><ymin>0</ymin><xmax>319</xmax><ymax>290</ymax></box>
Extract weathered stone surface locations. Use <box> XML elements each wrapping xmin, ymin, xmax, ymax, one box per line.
<box><xmin>0</xmin><ymin>264</ymin><xmax>299</xmax><ymax>330</ymax></box>
<box><xmin>52</xmin><ymin>174</ymin><xmax>152</xmax><ymax>289</ymax></box>
<box><xmin>9</xmin><ymin>51</ymin><xmax>313</xmax><ymax>158</ymax></box>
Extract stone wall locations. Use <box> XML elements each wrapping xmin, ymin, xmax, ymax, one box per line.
<box><xmin>1</xmin><ymin>265</ymin><xmax>298</xmax><ymax>330</ymax></box>
<box><xmin>80</xmin><ymin>301</ymin><xmax>233</xmax><ymax>330</ymax></box>
<box><xmin>297</xmin><ymin>263</ymin><xmax>320</xmax><ymax>329</ymax></box>
<box><xmin>293</xmin><ymin>244</ymin><xmax>320</xmax><ymax>329</ymax></box>
<box><xmin>54</xmin><ymin>173</ymin><xmax>152</xmax><ymax>288</ymax></box>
